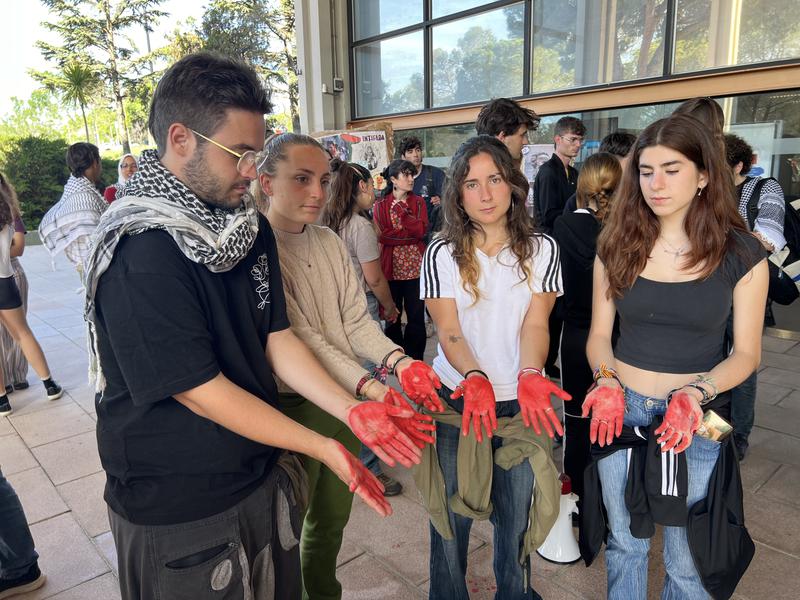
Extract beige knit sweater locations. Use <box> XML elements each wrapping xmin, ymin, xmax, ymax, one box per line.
<box><xmin>273</xmin><ymin>224</ymin><xmax>398</xmax><ymax>395</ymax></box>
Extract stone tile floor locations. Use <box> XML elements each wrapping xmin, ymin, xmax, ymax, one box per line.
<box><xmin>2</xmin><ymin>245</ymin><xmax>799</xmax><ymax>598</ymax></box>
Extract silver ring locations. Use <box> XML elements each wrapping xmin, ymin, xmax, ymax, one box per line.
<box><xmin>545</xmin><ymin>407</ymin><xmax>553</xmax><ymax>413</ymax></box>
<box><xmin>599</xmin><ymin>419</ymin><xmax>608</xmax><ymax>425</ymax></box>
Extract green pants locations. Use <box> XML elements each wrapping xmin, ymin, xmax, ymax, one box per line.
<box><xmin>279</xmin><ymin>393</ymin><xmax>360</xmax><ymax>600</ymax></box>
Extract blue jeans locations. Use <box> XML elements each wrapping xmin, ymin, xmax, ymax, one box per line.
<box><xmin>597</xmin><ymin>388</ymin><xmax>720</xmax><ymax>600</ymax></box>
<box><xmin>0</xmin><ymin>467</ymin><xmax>38</xmax><ymax>580</ymax></box>
<box><xmin>428</xmin><ymin>387</ymin><xmax>542</xmax><ymax>600</ymax></box>
<box><xmin>360</xmin><ymin>292</ymin><xmax>383</xmax><ymax>475</ymax></box>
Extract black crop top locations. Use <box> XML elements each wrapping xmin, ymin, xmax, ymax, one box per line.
<box><xmin>614</xmin><ymin>231</ymin><xmax>765</xmax><ymax>374</ymax></box>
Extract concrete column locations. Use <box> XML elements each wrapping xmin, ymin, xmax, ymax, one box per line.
<box><xmin>293</xmin><ymin>0</ymin><xmax>351</xmax><ymax>133</ymax></box>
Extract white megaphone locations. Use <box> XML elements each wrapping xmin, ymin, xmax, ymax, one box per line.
<box><xmin>537</xmin><ymin>473</ymin><xmax>581</xmax><ymax>564</ymax></box>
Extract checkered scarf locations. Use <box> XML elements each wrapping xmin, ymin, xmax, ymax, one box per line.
<box><xmin>84</xmin><ymin>149</ymin><xmax>259</xmax><ymax>391</ymax></box>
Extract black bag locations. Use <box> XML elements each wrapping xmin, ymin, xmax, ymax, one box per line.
<box><xmin>745</xmin><ymin>178</ymin><xmax>800</xmax><ymax>305</ymax></box>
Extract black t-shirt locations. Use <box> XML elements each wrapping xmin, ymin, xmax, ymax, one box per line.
<box><xmin>533</xmin><ymin>154</ymin><xmax>578</xmax><ymax>233</ymax></box>
<box><xmin>94</xmin><ymin>215</ymin><xmax>290</xmax><ymax>526</ymax></box>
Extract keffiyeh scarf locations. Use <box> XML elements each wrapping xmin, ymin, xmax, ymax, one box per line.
<box><xmin>84</xmin><ymin>149</ymin><xmax>260</xmax><ymax>391</ymax></box>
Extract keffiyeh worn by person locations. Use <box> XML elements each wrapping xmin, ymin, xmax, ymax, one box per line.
<box><xmin>84</xmin><ymin>149</ymin><xmax>260</xmax><ymax>391</ymax></box>
<box><xmin>38</xmin><ymin>175</ymin><xmax>107</xmax><ymax>265</ymax></box>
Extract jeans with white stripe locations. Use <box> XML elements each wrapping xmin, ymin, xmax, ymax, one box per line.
<box><xmin>597</xmin><ymin>387</ymin><xmax>720</xmax><ymax>600</ymax></box>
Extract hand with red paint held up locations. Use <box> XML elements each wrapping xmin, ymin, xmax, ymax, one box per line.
<box><xmin>346</xmin><ymin>401</ymin><xmax>423</xmax><ymax>468</ymax></box>
<box><xmin>451</xmin><ymin>374</ymin><xmax>497</xmax><ymax>443</ymax></box>
<box><xmin>581</xmin><ymin>383</ymin><xmax>625</xmax><ymax>447</ymax></box>
<box><xmin>653</xmin><ymin>389</ymin><xmax>703</xmax><ymax>454</ymax></box>
<box><xmin>396</xmin><ymin>359</ymin><xmax>444</xmax><ymax>412</ymax></box>
<box><xmin>325</xmin><ymin>440</ymin><xmax>391</xmax><ymax>516</ymax></box>
<box><xmin>517</xmin><ymin>372</ymin><xmax>572</xmax><ymax>438</ymax></box>
<box><xmin>381</xmin><ymin>388</ymin><xmax>436</xmax><ymax>448</ymax></box>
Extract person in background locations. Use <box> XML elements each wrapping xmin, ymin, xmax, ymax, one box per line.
<box><xmin>475</xmin><ymin>97</ymin><xmax>541</xmax><ymax>165</ymax></box>
<box><xmin>104</xmin><ymin>154</ymin><xmax>138</xmax><ymax>203</ymax></box>
<box><xmin>0</xmin><ymin>174</ymin><xmax>30</xmax><ymax>394</ymax></box>
<box><xmin>552</xmin><ymin>152</ymin><xmax>622</xmax><ymax>505</ymax></box>
<box><xmin>398</xmin><ymin>136</ymin><xmax>446</xmax><ymax>243</ymax></box>
<box><xmin>563</xmin><ymin>132</ymin><xmax>636</xmax><ymax>215</ymax></box>
<box><xmin>373</xmin><ymin>159</ymin><xmax>429</xmax><ymax>361</ymax></box>
<box><xmin>323</xmin><ymin>158</ymin><xmax>405</xmax><ymax>496</ymax></box>
<box><xmin>0</xmin><ymin>174</ymin><xmax>63</xmax><ymax>417</ymax></box>
<box><xmin>723</xmin><ymin>133</ymin><xmax>787</xmax><ymax>460</ymax></box>
<box><xmin>259</xmin><ymin>134</ymin><xmax>440</xmax><ymax>599</ymax></box>
<box><xmin>38</xmin><ymin>142</ymin><xmax>107</xmax><ymax>270</ymax></box>
<box><xmin>585</xmin><ymin>114</ymin><xmax>767</xmax><ymax>598</ymax></box>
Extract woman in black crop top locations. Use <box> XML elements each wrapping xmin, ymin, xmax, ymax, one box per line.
<box><xmin>584</xmin><ymin>115</ymin><xmax>768</xmax><ymax>598</ymax></box>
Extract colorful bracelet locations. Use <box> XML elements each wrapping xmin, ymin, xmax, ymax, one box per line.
<box><xmin>592</xmin><ymin>363</ymin><xmax>619</xmax><ymax>382</ymax></box>
<box><xmin>518</xmin><ymin>367</ymin><xmax>543</xmax><ymax>380</ymax></box>
<box><xmin>355</xmin><ymin>374</ymin><xmax>374</xmax><ymax>399</ymax></box>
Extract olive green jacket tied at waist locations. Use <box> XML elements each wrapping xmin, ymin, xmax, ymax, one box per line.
<box><xmin>413</xmin><ymin>405</ymin><xmax>561</xmax><ymax>563</ymax></box>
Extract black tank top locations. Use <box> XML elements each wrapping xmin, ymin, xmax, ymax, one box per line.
<box><xmin>614</xmin><ymin>231</ymin><xmax>765</xmax><ymax>374</ymax></box>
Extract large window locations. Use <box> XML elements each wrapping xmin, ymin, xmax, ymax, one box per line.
<box><xmin>352</xmin><ymin>0</ymin><xmax>423</xmax><ymax>40</ymax></box>
<box><xmin>354</xmin><ymin>32</ymin><xmax>424</xmax><ymax>116</ymax></box>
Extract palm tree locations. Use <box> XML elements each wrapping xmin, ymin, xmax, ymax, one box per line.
<box><xmin>32</xmin><ymin>62</ymin><xmax>99</xmax><ymax>142</ymax></box>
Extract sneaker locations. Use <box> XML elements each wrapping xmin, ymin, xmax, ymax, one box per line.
<box><xmin>44</xmin><ymin>380</ymin><xmax>63</xmax><ymax>401</ymax></box>
<box><xmin>376</xmin><ymin>472</ymin><xmax>403</xmax><ymax>497</ymax></box>
<box><xmin>12</xmin><ymin>381</ymin><xmax>28</xmax><ymax>391</ymax></box>
<box><xmin>0</xmin><ymin>396</ymin><xmax>10</xmax><ymax>417</ymax></box>
<box><xmin>0</xmin><ymin>562</ymin><xmax>46</xmax><ymax>598</ymax></box>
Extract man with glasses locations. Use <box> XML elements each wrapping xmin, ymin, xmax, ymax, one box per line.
<box><xmin>84</xmin><ymin>52</ymin><xmax>425</xmax><ymax>600</ymax></box>
<box><xmin>475</xmin><ymin>97</ymin><xmax>541</xmax><ymax>165</ymax></box>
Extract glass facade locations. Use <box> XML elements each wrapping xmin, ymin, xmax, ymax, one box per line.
<box><xmin>352</xmin><ymin>0</ymin><xmax>423</xmax><ymax>40</ymax></box>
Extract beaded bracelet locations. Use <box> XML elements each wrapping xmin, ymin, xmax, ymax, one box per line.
<box><xmin>691</xmin><ymin>375</ymin><xmax>718</xmax><ymax>400</ymax></box>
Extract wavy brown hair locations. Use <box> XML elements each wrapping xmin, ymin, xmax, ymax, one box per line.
<box><xmin>597</xmin><ymin>115</ymin><xmax>746</xmax><ymax>299</ymax></box>
<box><xmin>322</xmin><ymin>159</ymin><xmax>372</xmax><ymax>234</ymax></box>
<box><xmin>441</xmin><ymin>135</ymin><xmax>537</xmax><ymax>301</ymax></box>
<box><xmin>576</xmin><ymin>152</ymin><xmax>622</xmax><ymax>223</ymax></box>
<box><xmin>0</xmin><ymin>172</ymin><xmax>21</xmax><ymax>228</ymax></box>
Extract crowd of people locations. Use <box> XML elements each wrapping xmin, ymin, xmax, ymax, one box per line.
<box><xmin>0</xmin><ymin>49</ymin><xmax>789</xmax><ymax>600</ymax></box>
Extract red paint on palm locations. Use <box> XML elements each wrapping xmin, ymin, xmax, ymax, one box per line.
<box><xmin>654</xmin><ymin>390</ymin><xmax>702</xmax><ymax>453</ymax></box>
<box><xmin>451</xmin><ymin>376</ymin><xmax>497</xmax><ymax>443</ymax></box>
<box><xmin>399</xmin><ymin>360</ymin><xmax>444</xmax><ymax>412</ymax></box>
<box><xmin>331</xmin><ymin>440</ymin><xmax>392</xmax><ymax>516</ymax></box>
<box><xmin>347</xmin><ymin>401</ymin><xmax>422</xmax><ymax>468</ymax></box>
<box><xmin>581</xmin><ymin>384</ymin><xmax>625</xmax><ymax>446</ymax></box>
<box><xmin>391</xmin><ymin>412</ymin><xmax>436</xmax><ymax>448</ymax></box>
<box><xmin>517</xmin><ymin>373</ymin><xmax>572</xmax><ymax>437</ymax></box>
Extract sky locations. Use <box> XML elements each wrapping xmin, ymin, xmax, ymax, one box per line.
<box><xmin>0</xmin><ymin>0</ymin><xmax>206</xmax><ymax>117</ymax></box>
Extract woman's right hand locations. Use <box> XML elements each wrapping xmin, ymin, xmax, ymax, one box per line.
<box><xmin>382</xmin><ymin>304</ymin><xmax>400</xmax><ymax>323</ymax></box>
<box><xmin>581</xmin><ymin>380</ymin><xmax>625</xmax><ymax>446</ymax></box>
<box><xmin>451</xmin><ymin>374</ymin><xmax>497</xmax><ymax>443</ymax></box>
<box><xmin>322</xmin><ymin>439</ymin><xmax>392</xmax><ymax>516</ymax></box>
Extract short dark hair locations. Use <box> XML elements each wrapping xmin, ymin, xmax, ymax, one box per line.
<box><xmin>475</xmin><ymin>98</ymin><xmax>540</xmax><ymax>137</ymax></box>
<box><xmin>554</xmin><ymin>116</ymin><xmax>586</xmax><ymax>138</ymax></box>
<box><xmin>398</xmin><ymin>136</ymin><xmax>422</xmax><ymax>157</ymax></box>
<box><xmin>66</xmin><ymin>142</ymin><xmax>100</xmax><ymax>177</ymax></box>
<box><xmin>599</xmin><ymin>132</ymin><xmax>637</xmax><ymax>158</ymax></box>
<box><xmin>381</xmin><ymin>159</ymin><xmax>416</xmax><ymax>197</ymax></box>
<box><xmin>724</xmin><ymin>133</ymin><xmax>754</xmax><ymax>175</ymax></box>
<box><xmin>148</xmin><ymin>52</ymin><xmax>272</xmax><ymax>155</ymax></box>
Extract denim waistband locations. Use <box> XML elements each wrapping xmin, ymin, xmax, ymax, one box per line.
<box><xmin>623</xmin><ymin>386</ymin><xmax>667</xmax><ymax>404</ymax></box>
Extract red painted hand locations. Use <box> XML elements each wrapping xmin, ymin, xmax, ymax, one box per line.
<box><xmin>346</xmin><ymin>401</ymin><xmax>423</xmax><ymax>468</ymax></box>
<box><xmin>381</xmin><ymin>388</ymin><xmax>406</xmax><ymax>407</ymax></box>
<box><xmin>398</xmin><ymin>360</ymin><xmax>443</xmax><ymax>412</ymax></box>
<box><xmin>517</xmin><ymin>373</ymin><xmax>572</xmax><ymax>437</ymax></box>
<box><xmin>391</xmin><ymin>412</ymin><xmax>436</xmax><ymax>449</ymax></box>
<box><xmin>325</xmin><ymin>440</ymin><xmax>391</xmax><ymax>516</ymax></box>
<box><xmin>451</xmin><ymin>375</ymin><xmax>497</xmax><ymax>443</ymax></box>
<box><xmin>653</xmin><ymin>390</ymin><xmax>703</xmax><ymax>453</ymax></box>
<box><xmin>581</xmin><ymin>384</ymin><xmax>625</xmax><ymax>446</ymax></box>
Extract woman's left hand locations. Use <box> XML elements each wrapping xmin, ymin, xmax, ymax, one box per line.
<box><xmin>517</xmin><ymin>373</ymin><xmax>572</xmax><ymax>437</ymax></box>
<box><xmin>397</xmin><ymin>360</ymin><xmax>444</xmax><ymax>412</ymax></box>
<box><xmin>653</xmin><ymin>389</ymin><xmax>703</xmax><ymax>453</ymax></box>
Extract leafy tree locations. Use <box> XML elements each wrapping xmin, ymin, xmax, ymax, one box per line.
<box><xmin>32</xmin><ymin>61</ymin><xmax>100</xmax><ymax>142</ymax></box>
<box><xmin>0</xmin><ymin>91</ymin><xmax>66</xmax><ymax>140</ymax></box>
<box><xmin>37</xmin><ymin>0</ymin><xmax>167</xmax><ymax>153</ymax></box>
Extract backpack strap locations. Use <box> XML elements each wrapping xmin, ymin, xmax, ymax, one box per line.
<box><xmin>745</xmin><ymin>177</ymin><xmax>774</xmax><ymax>230</ymax></box>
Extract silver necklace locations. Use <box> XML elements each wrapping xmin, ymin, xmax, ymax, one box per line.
<box><xmin>659</xmin><ymin>236</ymin><xmax>689</xmax><ymax>261</ymax></box>
<box><xmin>281</xmin><ymin>230</ymin><xmax>312</xmax><ymax>268</ymax></box>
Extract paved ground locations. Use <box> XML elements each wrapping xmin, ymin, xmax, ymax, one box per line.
<box><xmin>2</xmin><ymin>244</ymin><xmax>800</xmax><ymax>599</ymax></box>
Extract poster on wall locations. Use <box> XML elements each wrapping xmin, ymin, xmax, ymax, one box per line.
<box><xmin>313</xmin><ymin>122</ymin><xmax>394</xmax><ymax>191</ymax></box>
<box><xmin>521</xmin><ymin>144</ymin><xmax>554</xmax><ymax>217</ymax></box>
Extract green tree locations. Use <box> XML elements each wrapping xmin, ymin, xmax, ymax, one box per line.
<box><xmin>37</xmin><ymin>0</ymin><xmax>167</xmax><ymax>153</ymax></box>
<box><xmin>32</xmin><ymin>62</ymin><xmax>100</xmax><ymax>142</ymax></box>
<box><xmin>0</xmin><ymin>91</ymin><xmax>66</xmax><ymax>140</ymax></box>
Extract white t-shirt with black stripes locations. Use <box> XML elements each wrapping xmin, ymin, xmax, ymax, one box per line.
<box><xmin>421</xmin><ymin>235</ymin><xmax>562</xmax><ymax>401</ymax></box>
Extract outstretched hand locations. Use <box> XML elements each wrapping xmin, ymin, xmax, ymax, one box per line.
<box><xmin>581</xmin><ymin>383</ymin><xmax>625</xmax><ymax>446</ymax></box>
<box><xmin>346</xmin><ymin>401</ymin><xmax>423</xmax><ymax>468</ymax></box>
<box><xmin>451</xmin><ymin>375</ymin><xmax>496</xmax><ymax>443</ymax></box>
<box><xmin>324</xmin><ymin>440</ymin><xmax>391</xmax><ymax>516</ymax></box>
<box><xmin>653</xmin><ymin>390</ymin><xmax>703</xmax><ymax>453</ymax></box>
<box><xmin>517</xmin><ymin>373</ymin><xmax>572</xmax><ymax>437</ymax></box>
<box><xmin>398</xmin><ymin>360</ymin><xmax>443</xmax><ymax>412</ymax></box>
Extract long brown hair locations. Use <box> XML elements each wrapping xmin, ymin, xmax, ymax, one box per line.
<box><xmin>440</xmin><ymin>135</ymin><xmax>536</xmax><ymax>301</ymax></box>
<box><xmin>0</xmin><ymin>172</ymin><xmax>21</xmax><ymax>228</ymax></box>
<box><xmin>597</xmin><ymin>114</ymin><xmax>746</xmax><ymax>299</ymax></box>
<box><xmin>322</xmin><ymin>159</ymin><xmax>372</xmax><ymax>234</ymax></box>
<box><xmin>576</xmin><ymin>152</ymin><xmax>622</xmax><ymax>223</ymax></box>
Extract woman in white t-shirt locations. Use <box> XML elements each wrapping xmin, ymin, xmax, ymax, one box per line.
<box><xmin>420</xmin><ymin>135</ymin><xmax>570</xmax><ymax>600</ymax></box>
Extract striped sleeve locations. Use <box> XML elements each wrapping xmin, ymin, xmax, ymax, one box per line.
<box><xmin>531</xmin><ymin>234</ymin><xmax>563</xmax><ymax>295</ymax></box>
<box><xmin>420</xmin><ymin>238</ymin><xmax>455</xmax><ymax>299</ymax></box>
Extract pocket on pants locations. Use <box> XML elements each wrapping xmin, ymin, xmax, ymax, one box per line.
<box><xmin>154</xmin><ymin>512</ymin><xmax>249</xmax><ymax>599</ymax></box>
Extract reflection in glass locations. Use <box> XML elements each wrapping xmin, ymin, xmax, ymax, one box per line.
<box><xmin>354</xmin><ymin>31</ymin><xmax>424</xmax><ymax>117</ymax></box>
<box><xmin>352</xmin><ymin>0</ymin><xmax>423</xmax><ymax>40</ymax></box>
<box><xmin>673</xmin><ymin>0</ymin><xmax>800</xmax><ymax>73</ymax></box>
<box><xmin>432</xmin><ymin>0</ymin><xmax>488</xmax><ymax>18</ymax></box>
<box><xmin>393</xmin><ymin>124</ymin><xmax>476</xmax><ymax>169</ymax></box>
<box><xmin>532</xmin><ymin>0</ymin><xmax>666</xmax><ymax>93</ymax></box>
<box><xmin>432</xmin><ymin>3</ymin><xmax>525</xmax><ymax>107</ymax></box>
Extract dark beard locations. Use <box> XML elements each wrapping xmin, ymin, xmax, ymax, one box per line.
<box><xmin>183</xmin><ymin>146</ymin><xmax>240</xmax><ymax>210</ymax></box>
